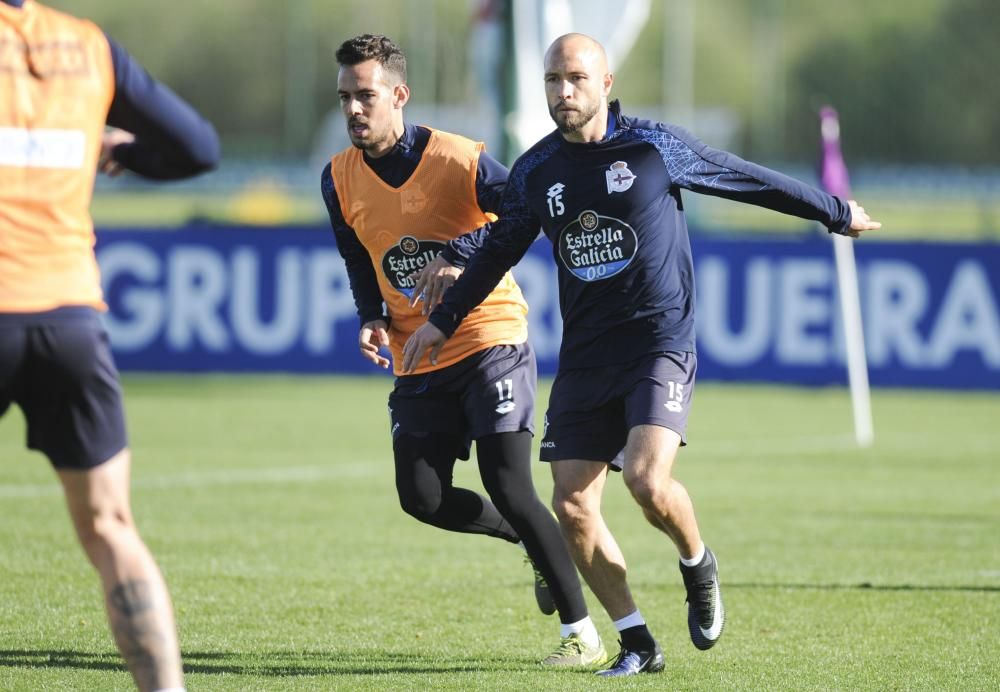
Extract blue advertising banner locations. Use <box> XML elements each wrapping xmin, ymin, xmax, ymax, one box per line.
<box><xmin>95</xmin><ymin>225</ymin><xmax>1000</xmax><ymax>389</ymax></box>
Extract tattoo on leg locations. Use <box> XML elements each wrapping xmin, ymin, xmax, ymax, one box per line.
<box><xmin>109</xmin><ymin>580</ymin><xmax>155</xmax><ymax>617</ymax></box>
<box><xmin>107</xmin><ymin>579</ymin><xmax>172</xmax><ymax>690</ymax></box>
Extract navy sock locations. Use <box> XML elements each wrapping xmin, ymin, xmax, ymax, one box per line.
<box><xmin>620</xmin><ymin>624</ymin><xmax>657</xmax><ymax>651</ymax></box>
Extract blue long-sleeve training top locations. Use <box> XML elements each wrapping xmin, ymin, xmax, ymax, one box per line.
<box><xmin>428</xmin><ymin>100</ymin><xmax>853</xmax><ymax>370</ymax></box>
<box><xmin>321</xmin><ymin>122</ymin><xmax>508</xmax><ymax>326</ymax></box>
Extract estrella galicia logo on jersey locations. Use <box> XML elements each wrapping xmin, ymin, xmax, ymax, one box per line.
<box><xmin>606</xmin><ymin>161</ymin><xmax>637</xmax><ymax>194</ymax></box>
<box><xmin>381</xmin><ymin>237</ymin><xmax>447</xmax><ymax>298</ymax></box>
<box><xmin>557</xmin><ymin>210</ymin><xmax>638</xmax><ymax>282</ymax></box>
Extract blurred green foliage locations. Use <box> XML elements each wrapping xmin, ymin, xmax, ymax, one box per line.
<box><xmin>44</xmin><ymin>0</ymin><xmax>997</xmax><ymax>165</ymax></box>
<box><xmin>787</xmin><ymin>0</ymin><xmax>1000</xmax><ymax>165</ymax></box>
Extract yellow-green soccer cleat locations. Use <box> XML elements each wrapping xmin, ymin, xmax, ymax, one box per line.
<box><xmin>541</xmin><ymin>633</ymin><xmax>607</xmax><ymax>667</ymax></box>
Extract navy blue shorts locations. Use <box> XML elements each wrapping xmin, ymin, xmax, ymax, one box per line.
<box><xmin>388</xmin><ymin>343</ymin><xmax>536</xmax><ymax>460</ymax></box>
<box><xmin>540</xmin><ymin>351</ymin><xmax>696</xmax><ymax>467</ymax></box>
<box><xmin>0</xmin><ymin>307</ymin><xmax>127</xmax><ymax>469</ymax></box>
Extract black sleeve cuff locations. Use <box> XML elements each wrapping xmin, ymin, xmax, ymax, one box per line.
<box><xmin>439</xmin><ymin>245</ymin><xmax>466</xmax><ymax>268</ymax></box>
<box><xmin>826</xmin><ymin>196</ymin><xmax>853</xmax><ymax>236</ymax></box>
<box><xmin>360</xmin><ymin>313</ymin><xmax>390</xmax><ymax>329</ymax></box>
<box><xmin>428</xmin><ymin>310</ymin><xmax>458</xmax><ymax>338</ymax></box>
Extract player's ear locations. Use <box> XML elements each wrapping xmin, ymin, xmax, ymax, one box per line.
<box><xmin>393</xmin><ymin>82</ymin><xmax>411</xmax><ymax>109</ymax></box>
<box><xmin>603</xmin><ymin>72</ymin><xmax>614</xmax><ymax>97</ymax></box>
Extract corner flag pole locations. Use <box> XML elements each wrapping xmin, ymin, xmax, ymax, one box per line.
<box><xmin>820</xmin><ymin>106</ymin><xmax>874</xmax><ymax>447</ymax></box>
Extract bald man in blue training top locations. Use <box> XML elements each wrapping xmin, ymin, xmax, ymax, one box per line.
<box><xmin>404</xmin><ymin>33</ymin><xmax>880</xmax><ymax>677</ymax></box>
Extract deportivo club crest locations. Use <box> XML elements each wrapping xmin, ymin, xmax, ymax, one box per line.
<box><xmin>606</xmin><ymin>161</ymin><xmax>636</xmax><ymax>194</ymax></box>
<box><xmin>400</xmin><ymin>184</ymin><xmax>428</xmax><ymax>214</ymax></box>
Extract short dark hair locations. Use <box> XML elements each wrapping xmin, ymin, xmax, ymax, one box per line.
<box><xmin>335</xmin><ymin>34</ymin><xmax>407</xmax><ymax>83</ymax></box>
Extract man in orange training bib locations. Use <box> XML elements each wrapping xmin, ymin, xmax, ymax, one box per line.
<box><xmin>321</xmin><ymin>34</ymin><xmax>604</xmax><ymax>665</ymax></box>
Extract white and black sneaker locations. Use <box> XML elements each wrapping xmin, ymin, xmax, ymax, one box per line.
<box><xmin>679</xmin><ymin>546</ymin><xmax>725</xmax><ymax>650</ymax></box>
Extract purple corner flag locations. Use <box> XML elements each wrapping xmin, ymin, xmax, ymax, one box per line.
<box><xmin>819</xmin><ymin>106</ymin><xmax>852</xmax><ymax>199</ymax></box>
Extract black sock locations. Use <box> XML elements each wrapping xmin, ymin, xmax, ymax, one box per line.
<box><xmin>620</xmin><ymin>624</ymin><xmax>657</xmax><ymax>651</ymax></box>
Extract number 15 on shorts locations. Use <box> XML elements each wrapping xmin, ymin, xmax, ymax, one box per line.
<box><xmin>665</xmin><ymin>381</ymin><xmax>684</xmax><ymax>413</ymax></box>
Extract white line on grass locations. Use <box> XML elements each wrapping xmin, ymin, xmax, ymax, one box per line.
<box><xmin>2</xmin><ymin>430</ymin><xmax>995</xmax><ymax>499</ymax></box>
<box><xmin>0</xmin><ymin>463</ymin><xmax>380</xmax><ymax>499</ymax></box>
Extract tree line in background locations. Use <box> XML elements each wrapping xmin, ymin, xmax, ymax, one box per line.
<box><xmin>47</xmin><ymin>0</ymin><xmax>997</xmax><ymax>166</ymax></box>
<box><xmin>787</xmin><ymin>0</ymin><xmax>998</xmax><ymax>165</ymax></box>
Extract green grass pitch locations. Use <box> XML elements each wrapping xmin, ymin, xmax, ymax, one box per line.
<box><xmin>1</xmin><ymin>376</ymin><xmax>997</xmax><ymax>690</ymax></box>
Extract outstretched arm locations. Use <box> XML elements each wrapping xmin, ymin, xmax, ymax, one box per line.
<box><xmin>649</xmin><ymin>124</ymin><xmax>880</xmax><ymax>236</ymax></box>
<box><xmin>841</xmin><ymin>201</ymin><xmax>880</xmax><ymax>238</ymax></box>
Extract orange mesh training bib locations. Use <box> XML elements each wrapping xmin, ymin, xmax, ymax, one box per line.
<box><xmin>331</xmin><ymin>129</ymin><xmax>528</xmax><ymax>375</ymax></box>
<box><xmin>0</xmin><ymin>0</ymin><xmax>114</xmax><ymax>312</ymax></box>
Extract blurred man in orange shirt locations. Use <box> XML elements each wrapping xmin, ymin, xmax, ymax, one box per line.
<box><xmin>0</xmin><ymin>1</ymin><xmax>219</xmax><ymax>689</ymax></box>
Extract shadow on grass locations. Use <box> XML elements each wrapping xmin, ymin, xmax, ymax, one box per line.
<box><xmin>727</xmin><ymin>582</ymin><xmax>1000</xmax><ymax>593</ymax></box>
<box><xmin>0</xmin><ymin>648</ymin><xmax>545</xmax><ymax>677</ymax></box>
<box><xmin>0</xmin><ymin>649</ymin><xmax>124</xmax><ymax>674</ymax></box>
<box><xmin>183</xmin><ymin>650</ymin><xmax>541</xmax><ymax>676</ymax></box>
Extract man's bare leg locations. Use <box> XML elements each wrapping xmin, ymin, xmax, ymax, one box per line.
<box><xmin>58</xmin><ymin>449</ymin><xmax>184</xmax><ymax>692</ymax></box>
<box><xmin>622</xmin><ymin>424</ymin><xmax>724</xmax><ymax>651</ymax></box>
<box><xmin>551</xmin><ymin>457</ymin><xmax>665</xmax><ymax>674</ymax></box>
<box><xmin>622</xmin><ymin>424</ymin><xmax>702</xmax><ymax>558</ymax></box>
<box><xmin>550</xmin><ymin>458</ymin><xmax>638</xmax><ymax>620</ymax></box>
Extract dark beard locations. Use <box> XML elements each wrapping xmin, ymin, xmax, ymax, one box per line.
<box><xmin>347</xmin><ymin>121</ymin><xmax>392</xmax><ymax>154</ymax></box>
<box><xmin>551</xmin><ymin>102</ymin><xmax>599</xmax><ymax>134</ymax></box>
<box><xmin>350</xmin><ymin>134</ymin><xmax>388</xmax><ymax>154</ymax></box>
